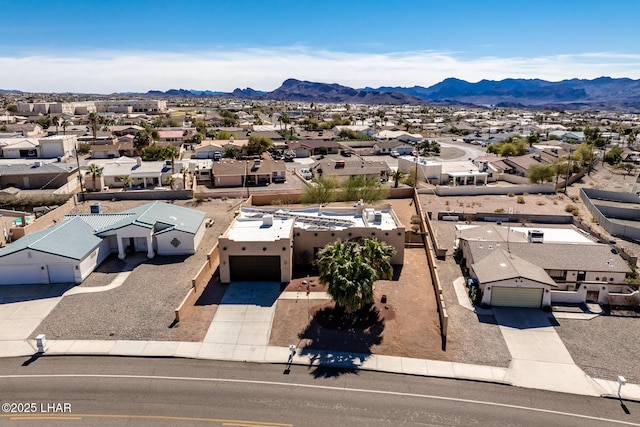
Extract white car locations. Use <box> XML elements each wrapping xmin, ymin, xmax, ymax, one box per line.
<box><xmin>390</xmin><ymin>150</ymin><xmax>400</xmax><ymax>158</ymax></box>
<box><xmin>299</xmin><ymin>168</ymin><xmax>313</xmax><ymax>180</ymax></box>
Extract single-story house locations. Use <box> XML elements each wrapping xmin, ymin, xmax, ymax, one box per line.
<box><xmin>217</xmin><ymin>205</ymin><xmax>404</xmax><ymax>283</ymax></box>
<box><xmin>457</xmin><ymin>224</ymin><xmax>631</xmax><ymax>307</ymax></box>
<box><xmin>0</xmin><ymin>138</ymin><xmax>40</xmax><ymax>158</ymax></box>
<box><xmin>374</xmin><ymin>140</ymin><xmax>414</xmax><ymax>155</ymax></box>
<box><xmin>0</xmin><ymin>161</ymin><xmax>77</xmax><ymax>190</ymax></box>
<box><xmin>39</xmin><ymin>135</ymin><xmax>78</xmax><ymax>158</ymax></box>
<box><xmin>0</xmin><ymin>201</ymin><xmax>206</xmax><ymax>285</ymax></box>
<box><xmin>211</xmin><ymin>157</ymin><xmax>286</xmax><ymax>187</ymax></box>
<box><xmin>100</xmin><ymin>157</ymin><xmax>186</xmax><ymax>189</ymax></box>
<box><xmin>375</xmin><ymin>130</ymin><xmax>423</xmax><ymax>144</ymax></box>
<box><xmin>193</xmin><ymin>140</ymin><xmax>225</xmax><ymax>159</ymax></box>
<box><xmin>310</xmin><ymin>159</ymin><xmax>392</xmax><ymax>183</ymax></box>
<box><xmin>286</xmin><ymin>140</ymin><xmax>341</xmax><ymax>158</ymax></box>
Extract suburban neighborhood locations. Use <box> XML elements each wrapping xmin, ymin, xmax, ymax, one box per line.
<box><xmin>2</xmin><ymin>92</ymin><xmax>640</xmax><ymax>407</ymax></box>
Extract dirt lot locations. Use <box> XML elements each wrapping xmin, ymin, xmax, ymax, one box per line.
<box><xmin>268</xmin><ymin>199</ymin><xmax>449</xmax><ymax>360</ymax></box>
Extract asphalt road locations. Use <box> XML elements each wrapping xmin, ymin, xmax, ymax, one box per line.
<box><xmin>0</xmin><ymin>357</ymin><xmax>638</xmax><ymax>426</ymax></box>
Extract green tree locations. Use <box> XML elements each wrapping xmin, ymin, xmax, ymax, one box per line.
<box><xmin>342</xmin><ymin>175</ymin><xmax>387</xmax><ymax>203</ymax></box>
<box><xmin>87</xmin><ymin>163</ymin><xmax>103</xmax><ymax>192</ymax></box>
<box><xmin>487</xmin><ymin>136</ymin><xmax>527</xmax><ymax>157</ymax></box>
<box><xmin>246</xmin><ymin>135</ymin><xmax>273</xmax><ymax>155</ymax></box>
<box><xmin>133</xmin><ymin>130</ymin><xmax>153</xmax><ymax>154</ymax></box>
<box><xmin>51</xmin><ymin>116</ymin><xmax>60</xmax><ymax>135</ymax></box>
<box><xmin>87</xmin><ymin>112</ymin><xmax>99</xmax><ymax>142</ymax></box>
<box><xmin>61</xmin><ymin>119</ymin><xmax>70</xmax><ymax>135</ymax></box>
<box><xmin>391</xmin><ymin>170</ymin><xmax>404</xmax><ymax>188</ymax></box>
<box><xmin>604</xmin><ymin>146</ymin><xmax>623</xmax><ymax>165</ymax></box>
<box><xmin>224</xmin><ymin>146</ymin><xmax>240</xmax><ymax>159</ymax></box>
<box><xmin>528</xmin><ymin>164</ymin><xmax>555</xmax><ymax>184</ymax></box>
<box><xmin>6</xmin><ymin>104</ymin><xmax>17</xmax><ymax>113</ymax></box>
<box><xmin>215</xmin><ymin>130</ymin><xmax>234</xmax><ymax>140</ymax></box>
<box><xmin>163</xmin><ymin>145</ymin><xmax>180</xmax><ymax>174</ymax></box>
<box><xmin>165</xmin><ymin>175</ymin><xmax>176</xmax><ymax>190</ymax></box>
<box><xmin>180</xmin><ymin>166</ymin><xmax>190</xmax><ymax>189</ymax></box>
<box><xmin>119</xmin><ymin>175</ymin><xmax>132</xmax><ymax>191</ymax></box>
<box><xmin>316</xmin><ymin>238</ymin><xmax>394</xmax><ymax>313</ymax></box>
<box><xmin>280</xmin><ymin>113</ymin><xmax>291</xmax><ymax>133</ymax></box>
<box><xmin>301</xmin><ymin>176</ymin><xmax>337</xmax><ymax>205</ymax></box>
<box><xmin>141</xmin><ymin>144</ymin><xmax>166</xmax><ymax>161</ymax></box>
<box><xmin>573</xmin><ymin>142</ymin><xmax>594</xmax><ymax>167</ymax></box>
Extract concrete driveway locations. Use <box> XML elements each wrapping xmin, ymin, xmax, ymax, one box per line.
<box><xmin>0</xmin><ymin>284</ymin><xmax>72</xmax><ymax>356</ymax></box>
<box><xmin>203</xmin><ymin>282</ymin><xmax>280</xmax><ymax>346</ymax></box>
<box><xmin>493</xmin><ymin>307</ymin><xmax>604</xmax><ymax>396</ymax></box>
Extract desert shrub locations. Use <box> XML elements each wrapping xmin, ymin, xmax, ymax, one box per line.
<box><xmin>495</xmin><ymin>208</ymin><xmax>505</xmax><ymax>213</ymax></box>
<box><xmin>517</xmin><ymin>196</ymin><xmax>525</xmax><ymax>204</ymax></box>
<box><xmin>507</xmin><ymin>192</ymin><xmax>515</xmax><ymax>197</ymax></box>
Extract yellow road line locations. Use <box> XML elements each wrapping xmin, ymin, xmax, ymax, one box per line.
<box><xmin>10</xmin><ymin>416</ymin><xmax>82</xmax><ymax>421</ymax></box>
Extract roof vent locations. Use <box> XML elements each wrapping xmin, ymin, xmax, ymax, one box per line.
<box><xmin>33</xmin><ymin>161</ymin><xmax>42</xmax><ymax>167</ymax></box>
<box><xmin>263</xmin><ymin>215</ymin><xmax>273</xmax><ymax>227</ymax></box>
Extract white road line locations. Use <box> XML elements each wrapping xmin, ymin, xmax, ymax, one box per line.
<box><xmin>2</xmin><ymin>373</ymin><xmax>638</xmax><ymax>426</ymax></box>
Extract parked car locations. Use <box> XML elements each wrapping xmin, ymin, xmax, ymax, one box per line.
<box><xmin>299</xmin><ymin>168</ymin><xmax>313</xmax><ymax>180</ymax></box>
<box><xmin>411</xmin><ymin>150</ymin><xmax>417</xmax><ymax>156</ymax></box>
<box><xmin>390</xmin><ymin>150</ymin><xmax>400</xmax><ymax>158</ymax></box>
<box><xmin>340</xmin><ymin>149</ymin><xmax>353</xmax><ymax>157</ymax></box>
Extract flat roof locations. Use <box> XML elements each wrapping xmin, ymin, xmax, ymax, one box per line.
<box><xmin>226</xmin><ymin>216</ymin><xmax>295</xmax><ymax>241</ymax></box>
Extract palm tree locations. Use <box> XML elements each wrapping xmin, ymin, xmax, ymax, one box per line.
<box><xmin>180</xmin><ymin>166</ymin><xmax>190</xmax><ymax>189</ymax></box>
<box><xmin>391</xmin><ymin>170</ymin><xmax>404</xmax><ymax>188</ymax></box>
<box><xmin>51</xmin><ymin>116</ymin><xmax>60</xmax><ymax>135</ymax></box>
<box><xmin>316</xmin><ymin>238</ymin><xmax>394</xmax><ymax>313</ymax></box>
<box><xmin>87</xmin><ymin>163</ymin><xmax>103</xmax><ymax>192</ymax></box>
<box><xmin>119</xmin><ymin>175</ymin><xmax>132</xmax><ymax>191</ymax></box>
<box><xmin>88</xmin><ymin>112</ymin><xmax>99</xmax><ymax>142</ymax></box>
<box><xmin>163</xmin><ymin>145</ymin><xmax>180</xmax><ymax>174</ymax></box>
<box><xmin>165</xmin><ymin>175</ymin><xmax>176</xmax><ymax>190</ymax></box>
<box><xmin>133</xmin><ymin>130</ymin><xmax>152</xmax><ymax>155</ymax></box>
<box><xmin>61</xmin><ymin>119</ymin><xmax>69</xmax><ymax>135</ymax></box>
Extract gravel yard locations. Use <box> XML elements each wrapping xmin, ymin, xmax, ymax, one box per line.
<box><xmin>30</xmin><ymin>198</ymin><xmax>239</xmax><ymax>341</ymax></box>
<box><xmin>425</xmin><ymin>208</ymin><xmax>511</xmax><ymax>367</ymax></box>
<box><xmin>555</xmin><ymin>313</ymin><xmax>640</xmax><ymax>384</ymax></box>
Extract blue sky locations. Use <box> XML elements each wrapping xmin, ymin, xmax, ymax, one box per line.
<box><xmin>2</xmin><ymin>0</ymin><xmax>640</xmax><ymax>93</ymax></box>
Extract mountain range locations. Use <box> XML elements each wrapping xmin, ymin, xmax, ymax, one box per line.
<box><xmin>4</xmin><ymin>77</ymin><xmax>640</xmax><ymax>110</ymax></box>
<box><xmin>140</xmin><ymin>77</ymin><xmax>640</xmax><ymax>110</ymax></box>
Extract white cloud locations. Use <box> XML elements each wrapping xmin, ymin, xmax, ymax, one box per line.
<box><xmin>2</xmin><ymin>48</ymin><xmax>639</xmax><ymax>93</ymax></box>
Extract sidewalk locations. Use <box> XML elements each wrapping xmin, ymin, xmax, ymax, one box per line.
<box><xmin>3</xmin><ymin>338</ymin><xmax>640</xmax><ymax>401</ymax></box>
<box><xmin>2</xmin><ymin>270</ymin><xmax>640</xmax><ymax>402</ymax></box>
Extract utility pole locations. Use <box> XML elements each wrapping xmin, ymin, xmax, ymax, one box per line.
<box><xmin>75</xmin><ymin>141</ymin><xmax>85</xmax><ymax>201</ymax></box>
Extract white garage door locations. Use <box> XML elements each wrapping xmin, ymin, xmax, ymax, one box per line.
<box><xmin>47</xmin><ymin>264</ymin><xmax>75</xmax><ymax>284</ymax></box>
<box><xmin>0</xmin><ymin>265</ymin><xmax>43</xmax><ymax>285</ymax></box>
<box><xmin>491</xmin><ymin>287</ymin><xmax>543</xmax><ymax>308</ymax></box>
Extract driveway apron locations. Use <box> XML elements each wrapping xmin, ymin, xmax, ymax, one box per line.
<box><xmin>493</xmin><ymin>307</ymin><xmax>604</xmax><ymax>396</ymax></box>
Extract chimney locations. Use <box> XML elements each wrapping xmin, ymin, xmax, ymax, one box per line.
<box><xmin>136</xmin><ymin>157</ymin><xmax>142</xmax><ymax>166</ymax></box>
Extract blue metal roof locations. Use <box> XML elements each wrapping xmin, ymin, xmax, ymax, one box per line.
<box><xmin>123</xmin><ymin>201</ymin><xmax>205</xmax><ymax>235</ymax></box>
<box><xmin>0</xmin><ymin>217</ymin><xmax>102</xmax><ymax>260</ymax></box>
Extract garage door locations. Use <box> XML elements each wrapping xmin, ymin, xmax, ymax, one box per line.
<box><xmin>229</xmin><ymin>256</ymin><xmax>280</xmax><ymax>282</ymax></box>
<box><xmin>48</xmin><ymin>264</ymin><xmax>75</xmax><ymax>284</ymax></box>
<box><xmin>491</xmin><ymin>287</ymin><xmax>543</xmax><ymax>308</ymax></box>
<box><xmin>0</xmin><ymin>265</ymin><xmax>42</xmax><ymax>285</ymax></box>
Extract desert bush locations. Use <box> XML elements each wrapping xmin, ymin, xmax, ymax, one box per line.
<box><xmin>517</xmin><ymin>196</ymin><xmax>525</xmax><ymax>204</ymax></box>
<box><xmin>507</xmin><ymin>192</ymin><xmax>515</xmax><ymax>197</ymax></box>
<box><xmin>495</xmin><ymin>208</ymin><xmax>505</xmax><ymax>213</ymax></box>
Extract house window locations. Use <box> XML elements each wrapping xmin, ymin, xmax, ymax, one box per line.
<box><xmin>577</xmin><ymin>271</ymin><xmax>586</xmax><ymax>281</ymax></box>
<box><xmin>547</xmin><ymin>269</ymin><xmax>567</xmax><ymax>280</ymax></box>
